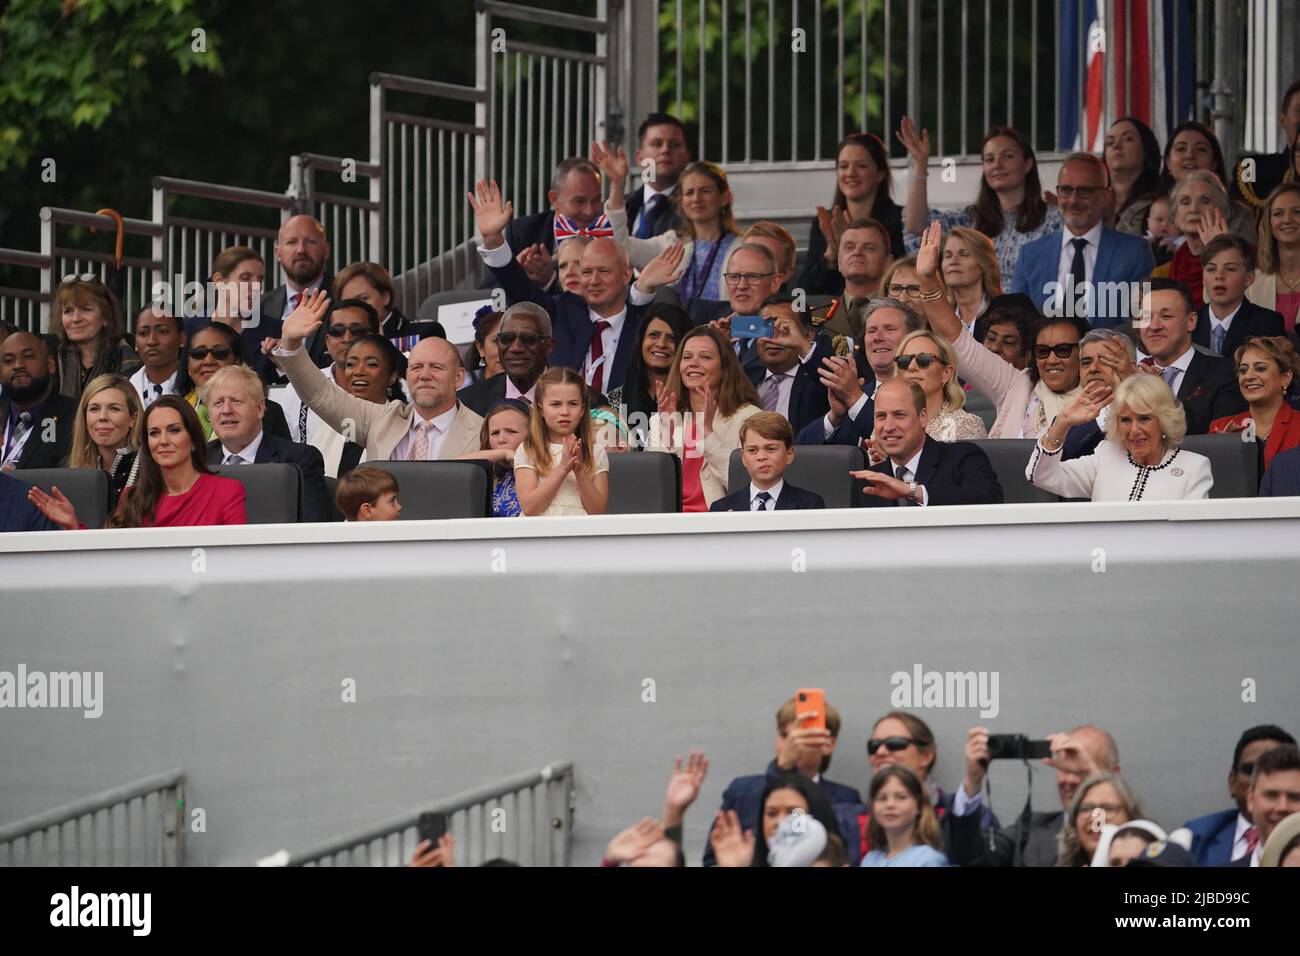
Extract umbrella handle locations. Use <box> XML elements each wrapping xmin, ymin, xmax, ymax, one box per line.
<box><xmin>92</xmin><ymin>207</ymin><xmax>126</xmax><ymax>270</ymax></box>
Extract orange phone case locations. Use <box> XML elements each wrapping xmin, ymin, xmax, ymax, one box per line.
<box><xmin>795</xmin><ymin>688</ymin><xmax>826</xmax><ymax>731</ymax></box>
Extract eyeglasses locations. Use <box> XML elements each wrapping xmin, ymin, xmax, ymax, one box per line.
<box><xmin>60</xmin><ymin>273</ymin><xmax>99</xmax><ymax>284</ymax></box>
<box><xmin>896</xmin><ymin>352</ymin><xmax>944</xmax><ymax>370</ymax></box>
<box><xmin>867</xmin><ymin>736</ymin><xmax>917</xmax><ymax>755</ymax></box>
<box><xmin>887</xmin><ymin>283</ymin><xmax>923</xmax><ymax>298</ymax></box>
<box><xmin>496</xmin><ymin>331</ymin><xmax>547</xmax><ymax>348</ymax></box>
<box><xmin>326</xmin><ymin>324</ymin><xmax>372</xmax><ymax>338</ymax></box>
<box><xmin>189</xmin><ymin>346</ymin><xmax>233</xmax><ymax>361</ymax></box>
<box><xmin>1034</xmin><ymin>343</ymin><xmax>1080</xmax><ymax>359</ymax></box>
<box><xmin>1076</xmin><ymin>802</ymin><xmax>1125</xmax><ymax>819</ymax></box>
<box><xmin>1056</xmin><ymin>185</ymin><xmax>1103</xmax><ymax>200</ymax></box>
<box><xmin>722</xmin><ymin>271</ymin><xmax>775</xmax><ymax>286</ymax></box>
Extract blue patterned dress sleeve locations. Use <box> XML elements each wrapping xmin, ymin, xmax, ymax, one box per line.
<box><xmin>492</xmin><ymin>470</ymin><xmax>522</xmax><ymax>517</ymax></box>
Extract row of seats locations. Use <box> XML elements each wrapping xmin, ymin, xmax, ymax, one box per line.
<box><xmin>10</xmin><ymin>435</ymin><xmax>1257</xmax><ymax>527</ymax></box>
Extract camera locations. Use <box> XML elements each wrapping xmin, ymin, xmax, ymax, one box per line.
<box><xmin>981</xmin><ymin>733</ymin><xmax>1052</xmax><ymax>767</ymax></box>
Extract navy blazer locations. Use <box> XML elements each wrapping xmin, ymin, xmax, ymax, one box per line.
<box><xmin>1193</xmin><ymin>299</ymin><xmax>1286</xmax><ymax>357</ymax></box>
<box><xmin>1260</xmin><ymin>445</ymin><xmax>1300</xmax><ymax>496</ymax></box>
<box><xmin>486</xmin><ymin>253</ymin><xmax>641</xmax><ymax>392</ymax></box>
<box><xmin>625</xmin><ymin>186</ymin><xmax>682</xmax><ymax>238</ymax></box>
<box><xmin>744</xmin><ymin>338</ymin><xmax>833</xmax><ymax>434</ymax></box>
<box><xmin>1170</xmin><ymin>350</ymin><xmax>1248</xmax><ymax>435</ymax></box>
<box><xmin>1010</xmin><ymin>227</ymin><xmax>1155</xmax><ymax>328</ymax></box>
<box><xmin>1183</xmin><ymin>808</ymin><xmax>1241</xmax><ymax>866</ymax></box>
<box><xmin>1062</xmin><ymin>418</ymin><xmax>1105</xmax><ymax>461</ymax></box>
<box><xmin>0</xmin><ymin>471</ymin><xmax>58</xmax><ymax>532</ymax></box>
<box><xmin>0</xmin><ymin>393</ymin><xmax>79</xmax><ymax>470</ymax></box>
<box><xmin>853</xmin><ymin>437</ymin><xmax>1004</xmax><ymax>506</ymax></box>
<box><xmin>795</xmin><ymin>201</ymin><xmax>907</xmax><ymax>297</ymax></box>
<box><xmin>709</xmin><ymin>481</ymin><xmax>825</xmax><ymax>511</ymax></box>
<box><xmin>478</xmin><ymin>210</ymin><xmax>559</xmax><ymax>289</ymax></box>
<box><xmin>206</xmin><ymin>431</ymin><xmax>331</xmax><ymax>523</ymax></box>
<box><xmin>702</xmin><ymin>761</ymin><xmax>865</xmax><ymax>867</ymax></box>
<box><xmin>795</xmin><ymin>393</ymin><xmax>876</xmax><ymax>447</ymax></box>
<box><xmin>256</xmin><ymin>280</ymin><xmax>333</xmax><ymax>378</ymax></box>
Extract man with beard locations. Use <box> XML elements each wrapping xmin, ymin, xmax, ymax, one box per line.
<box><xmin>0</xmin><ymin>332</ymin><xmax>79</xmax><ymax>471</ymax></box>
<box><xmin>259</xmin><ymin>215</ymin><xmax>333</xmax><ymax>372</ymax></box>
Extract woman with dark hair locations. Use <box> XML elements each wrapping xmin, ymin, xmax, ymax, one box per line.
<box><xmin>28</xmin><ymin>395</ymin><xmax>246</xmax><ymax>528</ymax></box>
<box><xmin>606</xmin><ymin>303</ymin><xmax>694</xmax><ymax>448</ymax></box>
<box><xmin>898</xmin><ymin>121</ymin><xmax>1062</xmax><ymax>283</ymax></box>
<box><xmin>974</xmin><ymin>294</ymin><xmax>1038</xmax><ymax>371</ymax></box>
<box><xmin>1159</xmin><ymin>121</ymin><xmax>1257</xmax><ymax>240</ymax></box>
<box><xmin>333</xmin><ymin>261</ymin><xmax>407</xmax><ymax>338</ymax></box>
<box><xmin>1106</xmin><ymin>117</ymin><xmax>1165</xmax><ymax>235</ymax></box>
<box><xmin>183</xmin><ymin>322</ymin><xmax>291</xmax><ymax>441</ymax></box>
<box><xmin>708</xmin><ymin>772</ymin><xmax>845</xmax><ymax>867</ymax></box>
<box><xmin>797</xmin><ymin>132</ymin><xmax>907</xmax><ymax>295</ymax></box>
<box><xmin>462</xmin><ymin>308</ymin><xmax>504</xmax><ymax>385</ymax></box>
<box><xmin>50</xmin><ymin>276</ymin><xmax>138</xmax><ymax>402</ymax></box>
<box><xmin>1210</xmin><ymin>336</ymin><xmax>1300</xmax><ymax>482</ymax></box>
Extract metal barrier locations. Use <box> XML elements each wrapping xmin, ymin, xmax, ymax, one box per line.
<box><xmin>292</xmin><ymin>152</ymin><xmax>381</xmax><ymax>276</ymax></box>
<box><xmin>0</xmin><ymin>247</ymin><xmax>49</xmax><ymax>333</ymax></box>
<box><xmin>0</xmin><ymin>770</ymin><xmax>185</xmax><ymax>866</ymax></box>
<box><xmin>285</xmin><ymin>762</ymin><xmax>575</xmax><ymax>867</ymax></box>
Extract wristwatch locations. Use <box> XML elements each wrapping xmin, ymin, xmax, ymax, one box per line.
<box><xmin>907</xmin><ymin>480</ymin><xmax>918</xmax><ymax>502</ymax></box>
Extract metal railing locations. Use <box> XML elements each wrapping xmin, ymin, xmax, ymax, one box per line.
<box><xmin>292</xmin><ymin>152</ymin><xmax>381</xmax><ymax>276</ymax></box>
<box><xmin>0</xmin><ymin>770</ymin><xmax>185</xmax><ymax>866</ymax></box>
<box><xmin>286</xmin><ymin>762</ymin><xmax>575</xmax><ymax>867</ymax></box>
<box><xmin>42</xmin><ymin>207</ymin><xmax>164</xmax><ymax>334</ymax></box>
<box><xmin>0</xmin><ymin>247</ymin><xmax>49</xmax><ymax>333</ymax></box>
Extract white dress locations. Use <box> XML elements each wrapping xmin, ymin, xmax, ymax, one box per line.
<box><xmin>1027</xmin><ymin>438</ymin><xmax>1214</xmax><ymax>502</ymax></box>
<box><xmin>513</xmin><ymin>442</ymin><xmax>610</xmax><ymax>516</ymax></box>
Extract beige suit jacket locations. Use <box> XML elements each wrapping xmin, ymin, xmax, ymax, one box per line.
<box><xmin>276</xmin><ymin>345</ymin><xmax>483</xmax><ymax>461</ymax></box>
<box><xmin>645</xmin><ymin>403</ymin><xmax>762</xmax><ymax>507</ymax></box>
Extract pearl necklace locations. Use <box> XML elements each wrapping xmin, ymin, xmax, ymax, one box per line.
<box><xmin>1126</xmin><ymin>447</ymin><xmax>1180</xmax><ymax>501</ymax></box>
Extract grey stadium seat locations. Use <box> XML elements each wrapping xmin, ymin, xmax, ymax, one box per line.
<box><xmin>364</xmin><ymin>460</ymin><xmax>491</xmax><ymax>519</ymax></box>
<box><xmin>15</xmin><ymin>468</ymin><xmax>111</xmax><ymax>529</ymax></box>
<box><xmin>606</xmin><ymin>451</ymin><xmax>681</xmax><ymax>514</ymax></box>
<box><xmin>728</xmin><ymin>444</ymin><xmax>866</xmax><ymax>509</ymax></box>
<box><xmin>1180</xmin><ymin>434</ymin><xmax>1258</xmax><ymax>499</ymax></box>
<box><xmin>970</xmin><ymin>439</ymin><xmax>1060</xmax><ymax>504</ymax></box>
<box><xmin>212</xmin><ymin>463</ymin><xmax>302</xmax><ymax>523</ymax></box>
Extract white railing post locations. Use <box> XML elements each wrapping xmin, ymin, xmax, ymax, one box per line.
<box><xmin>369</xmin><ymin>76</ymin><xmax>384</xmax><ymax>269</ymax></box>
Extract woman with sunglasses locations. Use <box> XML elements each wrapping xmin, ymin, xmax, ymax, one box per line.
<box><xmin>914</xmin><ymin>221</ymin><xmax>1088</xmax><ymax>439</ymax></box>
<box><xmin>866</xmin><ymin>711</ymin><xmax>998</xmax><ymax>864</ymax></box>
<box><xmin>888</xmin><ymin>331</ymin><xmax>986</xmax><ymax>447</ymax></box>
<box><xmin>50</xmin><ymin>276</ymin><xmax>139</xmax><ymax>402</ymax></box>
<box><xmin>183</xmin><ymin>322</ymin><xmax>291</xmax><ymax>441</ymax></box>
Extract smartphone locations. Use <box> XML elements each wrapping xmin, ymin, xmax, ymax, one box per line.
<box><xmin>732</xmin><ymin>314</ymin><xmax>774</xmax><ymax>340</ymax></box>
<box><xmin>795</xmin><ymin>688</ymin><xmax>826</xmax><ymax>731</ymax></box>
<box><xmin>417</xmin><ymin>811</ymin><xmax>448</xmax><ymax>846</ymax></box>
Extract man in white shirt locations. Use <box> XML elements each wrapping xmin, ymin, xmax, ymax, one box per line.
<box><xmin>129</xmin><ymin>306</ymin><xmax>184</xmax><ymax>407</ymax></box>
<box><xmin>1231</xmin><ymin>744</ymin><xmax>1300</xmax><ymax>867</ymax></box>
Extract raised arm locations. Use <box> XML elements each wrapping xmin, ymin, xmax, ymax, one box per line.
<box><xmin>896</xmin><ymin>116</ymin><xmax>933</xmax><ymax>237</ymax></box>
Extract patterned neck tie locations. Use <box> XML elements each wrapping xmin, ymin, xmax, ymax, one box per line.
<box><xmin>289</xmin><ymin>291</ymin><xmax>303</xmax><ymax>311</ymax></box>
<box><xmin>409</xmin><ymin>419</ymin><xmax>434</xmax><ymax>461</ymax></box>
<box><xmin>895</xmin><ymin>463</ymin><xmax>910</xmax><ymax>482</ymax></box>
<box><xmin>554</xmin><ymin>213</ymin><xmax>614</xmax><ymax>244</ymax></box>
<box><xmin>298</xmin><ymin>403</ymin><xmax>310</xmax><ymax>443</ymax></box>
<box><xmin>636</xmin><ymin>193</ymin><xmax>665</xmax><ymax>239</ymax></box>
<box><xmin>1244</xmin><ymin>826</ymin><xmax>1260</xmax><ymax>857</ymax></box>
<box><xmin>224</xmin><ymin>454</ymin><xmax>245</xmax><ymax>466</ymax></box>
<box><xmin>5</xmin><ymin>411</ymin><xmax>32</xmax><ymax>463</ymax></box>
<box><xmin>752</xmin><ymin>490</ymin><xmax>773</xmax><ymax>512</ymax></box>
<box><xmin>1211</xmin><ymin>323</ymin><xmax>1226</xmax><ymax>356</ymax></box>
<box><xmin>760</xmin><ymin>372</ymin><xmax>786</xmax><ymax>413</ymax></box>
<box><xmin>589</xmin><ymin>320</ymin><xmax>611</xmax><ymax>394</ymax></box>
<box><xmin>1159</xmin><ymin>365</ymin><xmax>1179</xmax><ymax>388</ymax></box>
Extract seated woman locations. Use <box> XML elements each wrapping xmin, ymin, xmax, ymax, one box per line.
<box><xmin>643</xmin><ymin>326</ymin><xmax>762</xmax><ymax>511</ymax></box>
<box><xmin>1209</xmin><ymin>336</ymin><xmax>1300</xmax><ymax>484</ymax></box>
<box><xmin>1057</xmin><ymin>772</ymin><xmax>1143</xmax><ymax>867</ymax></box>
<box><xmin>457</xmin><ymin>398</ymin><xmax>531</xmax><ymax>517</ymax></box>
<box><xmin>50</xmin><ymin>276</ymin><xmax>138</xmax><ymax>402</ymax></box>
<box><xmin>333</xmin><ymin>261</ymin><xmax>410</xmax><ymax>338</ymax></box>
<box><xmin>1156</xmin><ymin>121</ymin><xmax>1257</xmax><ymax>240</ymax></box>
<box><xmin>1250</xmin><ymin>184</ymin><xmax>1300</xmax><ymax>333</ymax></box>
<box><xmin>708</xmin><ymin>773</ymin><xmax>846</xmax><ymax>867</ymax></box>
<box><xmin>884</xmin><ymin>330</ymin><xmax>987</xmax><ymax>449</ymax></box>
<box><xmin>1155</xmin><ymin>170</ymin><xmax>1233</xmax><ymax>309</ymax></box>
<box><xmin>29</xmin><ymin>395</ymin><xmax>246</xmax><ymax>528</ymax></box>
<box><xmin>915</xmin><ymin>221</ymin><xmax>1088</xmax><ymax>438</ymax></box>
<box><xmin>606</xmin><ymin>303</ymin><xmax>694</xmax><ymax>449</ymax></box>
<box><xmin>463</xmin><ymin>307</ymin><xmax>505</xmax><ymax>385</ymax></box>
<box><xmin>554</xmin><ymin>235</ymin><xmax>593</xmax><ymax>294</ymax></box>
<box><xmin>185</xmin><ymin>322</ymin><xmax>290</xmax><ymax>441</ymax></box>
<box><xmin>942</xmin><ymin>226</ymin><xmax>1002</xmax><ymax>336</ymax></box>
<box><xmin>325</xmin><ymin>333</ymin><xmax>400</xmax><ymax>477</ymax></box>
<box><xmin>63</xmin><ymin>373</ymin><xmax>142</xmax><ymax>509</ymax></box>
<box><xmin>1029</xmin><ymin>373</ymin><xmax>1214</xmax><ymax>501</ymax></box>
<box><xmin>973</xmin><ymin>294</ymin><xmax>1037</xmax><ymax>371</ymax></box>
<box><xmin>860</xmin><ymin>766</ymin><xmax>948</xmax><ymax>867</ymax></box>
<box><xmin>1106</xmin><ymin>117</ymin><xmax>1166</xmax><ymax>236</ymax></box>
<box><xmin>197</xmin><ymin>246</ymin><xmax>274</xmax><ymax>382</ymax></box>
<box><xmin>881</xmin><ymin>255</ymin><xmax>922</xmax><ymax>303</ymax></box>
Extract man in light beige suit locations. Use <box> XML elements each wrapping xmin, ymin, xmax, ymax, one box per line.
<box><xmin>272</xmin><ymin>290</ymin><xmax>483</xmax><ymax>461</ymax></box>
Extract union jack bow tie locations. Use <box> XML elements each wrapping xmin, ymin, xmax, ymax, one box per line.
<box><xmin>554</xmin><ymin>213</ymin><xmax>614</xmax><ymax>243</ymax></box>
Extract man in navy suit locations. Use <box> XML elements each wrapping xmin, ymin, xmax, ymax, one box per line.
<box><xmin>702</xmin><ymin>694</ymin><xmax>864</xmax><ymax>865</ymax></box>
<box><xmin>1</xmin><ymin>331</ymin><xmax>79</xmax><ymax>472</ymax></box>
<box><xmin>0</xmin><ymin>471</ymin><xmax>58</xmax><ymax>531</ymax></box>
<box><xmin>478</xmin><ymin>158</ymin><xmax>607</xmax><ymax>293</ymax></box>
<box><xmin>709</xmin><ymin>412</ymin><xmax>825</xmax><ymax>511</ymax></box>
<box><xmin>256</xmin><ymin>215</ymin><xmax>333</xmax><ymax>378</ymax></box>
<box><xmin>472</xmin><ymin>180</ymin><xmax>650</xmax><ymax>394</ymax></box>
<box><xmin>744</xmin><ymin>294</ymin><xmax>831</xmax><ymax>434</ymax></box>
<box><xmin>627</xmin><ymin>113</ymin><xmax>690</xmax><ymax>240</ymax></box>
<box><xmin>850</xmin><ymin>379</ymin><xmax>1003</xmax><ymax>506</ymax></box>
<box><xmin>203</xmin><ymin>364</ymin><xmax>331</xmax><ymax>523</ymax></box>
<box><xmin>1195</xmin><ymin>234</ymin><xmax>1287</xmax><ymax>357</ymax></box>
<box><xmin>1261</xmin><ymin>445</ymin><xmax>1300</xmax><ymax>496</ymax></box>
<box><xmin>1183</xmin><ymin>724</ymin><xmax>1296</xmax><ymax>866</ymax></box>
<box><xmin>1217</xmin><ymin>744</ymin><xmax>1300</xmax><ymax>867</ymax></box>
<box><xmin>1061</xmin><ymin>328</ymin><xmax>1137</xmax><ymax>460</ymax></box>
<box><xmin>458</xmin><ymin>303</ymin><xmax>555</xmax><ymax>414</ymax></box>
<box><xmin>1011</xmin><ymin>153</ymin><xmax>1154</xmax><ymax>329</ymax></box>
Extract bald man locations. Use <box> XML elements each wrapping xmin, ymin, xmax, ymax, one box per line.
<box><xmin>259</xmin><ymin>215</ymin><xmax>335</xmax><ymax>374</ymax></box>
<box><xmin>471</xmin><ymin>179</ymin><xmax>649</xmax><ymax>393</ymax></box>
<box><xmin>274</xmin><ymin>291</ymin><xmax>482</xmax><ymax>462</ymax></box>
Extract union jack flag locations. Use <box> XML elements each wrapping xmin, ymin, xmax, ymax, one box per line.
<box><xmin>553</xmin><ymin>213</ymin><xmax>614</xmax><ymax>244</ymax></box>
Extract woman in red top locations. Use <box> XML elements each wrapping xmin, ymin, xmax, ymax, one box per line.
<box><xmin>1210</xmin><ymin>336</ymin><xmax>1300</xmax><ymax>481</ymax></box>
<box><xmin>29</xmin><ymin>395</ymin><xmax>247</xmax><ymax>528</ymax></box>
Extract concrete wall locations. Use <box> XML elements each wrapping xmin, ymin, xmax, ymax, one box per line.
<box><xmin>2</xmin><ymin>499</ymin><xmax>1296</xmax><ymax>866</ymax></box>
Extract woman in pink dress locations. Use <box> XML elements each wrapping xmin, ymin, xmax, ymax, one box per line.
<box><xmin>29</xmin><ymin>395</ymin><xmax>246</xmax><ymax>529</ymax></box>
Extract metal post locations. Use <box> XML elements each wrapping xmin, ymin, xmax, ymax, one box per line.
<box><xmin>906</xmin><ymin>0</ymin><xmax>920</xmax><ymax>139</ymax></box>
<box><xmin>1211</xmin><ymin>0</ymin><xmax>1240</xmax><ymax>171</ymax></box>
<box><xmin>38</xmin><ymin>207</ymin><xmax>55</xmax><ymax>332</ymax></box>
<box><xmin>369</xmin><ymin>77</ymin><xmax>384</xmax><ymax>271</ymax></box>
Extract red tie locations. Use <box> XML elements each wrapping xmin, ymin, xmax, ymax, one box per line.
<box><xmin>1245</xmin><ymin>826</ymin><xmax>1260</xmax><ymax>856</ymax></box>
<box><xmin>589</xmin><ymin>320</ymin><xmax>611</xmax><ymax>393</ymax></box>
<box><xmin>290</xmin><ymin>291</ymin><xmax>302</xmax><ymax>311</ymax></box>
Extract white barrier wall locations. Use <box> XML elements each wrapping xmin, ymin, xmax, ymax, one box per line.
<box><xmin>2</xmin><ymin>499</ymin><xmax>1298</xmax><ymax>866</ymax></box>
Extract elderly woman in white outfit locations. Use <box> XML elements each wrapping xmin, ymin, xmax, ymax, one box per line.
<box><xmin>1028</xmin><ymin>373</ymin><xmax>1213</xmax><ymax>501</ymax></box>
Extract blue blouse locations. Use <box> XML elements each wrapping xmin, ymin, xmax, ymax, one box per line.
<box><xmin>492</xmin><ymin>471</ymin><xmax>521</xmax><ymax>517</ymax></box>
<box><xmin>905</xmin><ymin>205</ymin><xmax>1062</xmax><ymax>290</ymax></box>
<box><xmin>859</xmin><ymin>844</ymin><xmax>949</xmax><ymax>867</ymax></box>
<box><xmin>678</xmin><ymin>234</ymin><xmax>737</xmax><ymax>303</ymax></box>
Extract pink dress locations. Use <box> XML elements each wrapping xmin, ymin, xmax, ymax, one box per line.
<box><xmin>128</xmin><ymin>472</ymin><xmax>247</xmax><ymax>527</ymax></box>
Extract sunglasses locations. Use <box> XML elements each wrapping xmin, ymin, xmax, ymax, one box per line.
<box><xmin>496</xmin><ymin>331</ymin><xmax>547</xmax><ymax>348</ymax></box>
<box><xmin>189</xmin><ymin>346</ymin><xmax>233</xmax><ymax>361</ymax></box>
<box><xmin>1235</xmin><ymin>761</ymin><xmax>1256</xmax><ymax>777</ymax></box>
<box><xmin>867</xmin><ymin>736</ymin><xmax>917</xmax><ymax>755</ymax></box>
<box><xmin>60</xmin><ymin>273</ymin><xmax>99</xmax><ymax>284</ymax></box>
<box><xmin>326</xmin><ymin>324</ymin><xmax>372</xmax><ymax>338</ymax></box>
<box><xmin>895</xmin><ymin>352</ymin><xmax>943</xmax><ymax>370</ymax></box>
<box><xmin>1034</xmin><ymin>343</ymin><xmax>1079</xmax><ymax>360</ymax></box>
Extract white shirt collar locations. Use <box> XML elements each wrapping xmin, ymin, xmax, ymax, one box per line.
<box><xmin>505</xmin><ymin>377</ymin><xmax>537</xmax><ymax>403</ymax></box>
<box><xmin>1162</xmin><ymin>344</ymin><xmax>1196</xmax><ymax>373</ymax></box>
<box><xmin>643</xmin><ymin>181</ymin><xmax>677</xmax><ymax>202</ymax></box>
<box><xmin>750</xmin><ymin>480</ymin><xmax>784</xmax><ymax>508</ymax></box>
<box><xmin>1232</xmin><ymin>811</ymin><xmax>1254</xmax><ymax>851</ymax></box>
<box><xmin>131</xmin><ymin>366</ymin><xmax>179</xmax><ymax>399</ymax></box>
<box><xmin>1061</xmin><ymin>220</ymin><xmax>1104</xmax><ymax>250</ymax></box>
<box><xmin>1209</xmin><ymin>301</ymin><xmax>1243</xmax><ymax>328</ymax></box>
<box><xmin>891</xmin><ymin>444</ymin><xmax>925</xmax><ymax>478</ymax></box>
<box><xmin>589</xmin><ymin>305</ymin><xmax>627</xmax><ymax>333</ymax></box>
<box><xmin>221</xmin><ymin>428</ymin><xmax>264</xmax><ymax>463</ymax></box>
<box><xmin>411</xmin><ymin>403</ymin><xmax>460</xmax><ymax>435</ymax></box>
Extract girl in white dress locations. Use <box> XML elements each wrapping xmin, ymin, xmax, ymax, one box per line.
<box><xmin>513</xmin><ymin>368</ymin><xmax>610</xmax><ymax>516</ymax></box>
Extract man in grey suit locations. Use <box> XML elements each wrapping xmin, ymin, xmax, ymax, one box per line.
<box><xmin>272</xmin><ymin>290</ymin><xmax>483</xmax><ymax>462</ymax></box>
<box><xmin>947</xmin><ymin>724</ymin><xmax>1121</xmax><ymax>866</ymax></box>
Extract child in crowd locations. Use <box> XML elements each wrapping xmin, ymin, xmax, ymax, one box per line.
<box><xmin>514</xmin><ymin>368</ymin><xmax>609</xmax><ymax>516</ymax></box>
<box><xmin>1145</xmin><ymin>193</ymin><xmax>1181</xmax><ymax>268</ymax></box>
<box><xmin>458</xmin><ymin>398</ymin><xmax>530</xmax><ymax>517</ymax></box>
<box><xmin>336</xmin><ymin>466</ymin><xmax>402</xmax><ymax>521</ymax></box>
<box><xmin>708</xmin><ymin>412</ymin><xmax>825</xmax><ymax>511</ymax></box>
<box><xmin>860</xmin><ymin>766</ymin><xmax>948</xmax><ymax>867</ymax></box>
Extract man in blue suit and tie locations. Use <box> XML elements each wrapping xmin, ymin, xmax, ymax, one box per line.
<box><xmin>1011</xmin><ymin>153</ymin><xmax>1154</xmax><ymax>329</ymax></box>
<box><xmin>1183</xmin><ymin>724</ymin><xmax>1296</xmax><ymax>866</ymax></box>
